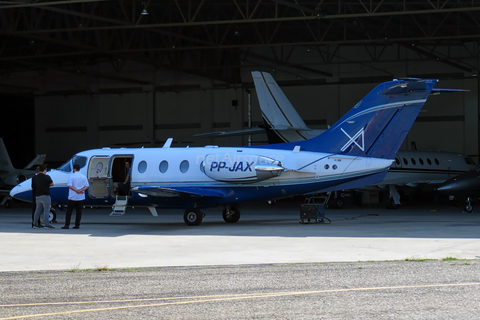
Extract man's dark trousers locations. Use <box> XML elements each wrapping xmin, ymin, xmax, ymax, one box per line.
<box><xmin>65</xmin><ymin>200</ymin><xmax>84</xmax><ymax>227</ymax></box>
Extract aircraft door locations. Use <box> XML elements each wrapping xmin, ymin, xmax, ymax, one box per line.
<box><xmin>87</xmin><ymin>156</ymin><xmax>111</xmax><ymax>199</ymax></box>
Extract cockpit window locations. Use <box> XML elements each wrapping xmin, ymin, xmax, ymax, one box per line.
<box><xmin>56</xmin><ymin>155</ymin><xmax>87</xmax><ymax>172</ymax></box>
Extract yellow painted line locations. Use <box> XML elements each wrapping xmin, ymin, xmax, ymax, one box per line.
<box><xmin>1</xmin><ymin>282</ymin><xmax>479</xmax><ymax>320</ymax></box>
<box><xmin>0</xmin><ymin>292</ymin><xmax>283</xmax><ymax>307</ymax></box>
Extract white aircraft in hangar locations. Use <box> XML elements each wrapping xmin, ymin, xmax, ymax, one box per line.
<box><xmin>248</xmin><ymin>71</ymin><xmax>475</xmax><ymax>208</ymax></box>
<box><xmin>0</xmin><ymin>138</ymin><xmax>46</xmax><ymax>208</ymax></box>
<box><xmin>11</xmin><ymin>77</ymin><xmax>450</xmax><ymax>225</ymax></box>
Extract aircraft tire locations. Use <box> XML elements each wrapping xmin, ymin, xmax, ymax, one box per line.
<box><xmin>49</xmin><ymin>208</ymin><xmax>57</xmax><ymax>223</ymax></box>
<box><xmin>386</xmin><ymin>198</ymin><xmax>399</xmax><ymax>209</ymax></box>
<box><xmin>4</xmin><ymin>198</ymin><xmax>12</xmax><ymax>209</ymax></box>
<box><xmin>42</xmin><ymin>209</ymin><xmax>57</xmax><ymax>224</ymax></box>
<box><xmin>334</xmin><ymin>198</ymin><xmax>344</xmax><ymax>209</ymax></box>
<box><xmin>184</xmin><ymin>209</ymin><xmax>203</xmax><ymax>226</ymax></box>
<box><xmin>464</xmin><ymin>204</ymin><xmax>473</xmax><ymax>213</ymax></box>
<box><xmin>222</xmin><ymin>206</ymin><xmax>240</xmax><ymax>223</ymax></box>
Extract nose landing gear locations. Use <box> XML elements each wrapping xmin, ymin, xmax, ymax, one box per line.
<box><xmin>222</xmin><ymin>205</ymin><xmax>240</xmax><ymax>223</ymax></box>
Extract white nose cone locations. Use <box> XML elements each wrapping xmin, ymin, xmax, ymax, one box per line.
<box><xmin>10</xmin><ymin>180</ymin><xmax>33</xmax><ymax>202</ymax></box>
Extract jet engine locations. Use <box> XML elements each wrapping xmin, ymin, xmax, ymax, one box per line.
<box><xmin>3</xmin><ymin>174</ymin><xmax>27</xmax><ymax>186</ymax></box>
<box><xmin>203</xmin><ymin>152</ymin><xmax>284</xmax><ymax>183</ymax></box>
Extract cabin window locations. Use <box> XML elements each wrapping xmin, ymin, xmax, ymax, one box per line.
<box><xmin>324</xmin><ymin>164</ymin><xmax>329</xmax><ymax>169</ymax></box>
<box><xmin>180</xmin><ymin>160</ymin><xmax>189</xmax><ymax>173</ymax></box>
<box><xmin>403</xmin><ymin>158</ymin><xmax>408</xmax><ymax>165</ymax></box>
<box><xmin>434</xmin><ymin>158</ymin><xmax>440</xmax><ymax>165</ymax></box>
<box><xmin>332</xmin><ymin>164</ymin><xmax>338</xmax><ymax>170</ymax></box>
<box><xmin>419</xmin><ymin>158</ymin><xmax>424</xmax><ymax>165</ymax></box>
<box><xmin>159</xmin><ymin>160</ymin><xmax>168</xmax><ymax>173</ymax></box>
<box><xmin>427</xmin><ymin>158</ymin><xmax>432</xmax><ymax>165</ymax></box>
<box><xmin>411</xmin><ymin>158</ymin><xmax>416</xmax><ymax>165</ymax></box>
<box><xmin>138</xmin><ymin>160</ymin><xmax>147</xmax><ymax>173</ymax></box>
<box><xmin>395</xmin><ymin>158</ymin><xmax>400</xmax><ymax>165</ymax></box>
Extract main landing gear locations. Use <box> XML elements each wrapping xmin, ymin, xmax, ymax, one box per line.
<box><xmin>222</xmin><ymin>206</ymin><xmax>241</xmax><ymax>223</ymax></box>
<box><xmin>463</xmin><ymin>197</ymin><xmax>473</xmax><ymax>213</ymax></box>
<box><xmin>183</xmin><ymin>205</ymin><xmax>241</xmax><ymax>226</ymax></box>
<box><xmin>184</xmin><ymin>208</ymin><xmax>204</xmax><ymax>226</ymax></box>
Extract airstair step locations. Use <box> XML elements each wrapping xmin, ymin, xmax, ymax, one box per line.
<box><xmin>110</xmin><ymin>196</ymin><xmax>128</xmax><ymax>216</ymax></box>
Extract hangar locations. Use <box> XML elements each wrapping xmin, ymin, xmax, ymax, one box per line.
<box><xmin>1</xmin><ymin>1</ymin><xmax>480</xmax><ymax>167</ymax></box>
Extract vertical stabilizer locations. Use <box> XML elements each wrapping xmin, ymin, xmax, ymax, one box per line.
<box><xmin>255</xmin><ymin>78</ymin><xmax>437</xmax><ymax>160</ymax></box>
<box><xmin>301</xmin><ymin>79</ymin><xmax>437</xmax><ymax>158</ymax></box>
<box><xmin>0</xmin><ymin>138</ymin><xmax>14</xmax><ymax>172</ymax></box>
<box><xmin>252</xmin><ymin>71</ymin><xmax>321</xmax><ymax>141</ymax></box>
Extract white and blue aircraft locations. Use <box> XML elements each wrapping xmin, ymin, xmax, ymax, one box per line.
<box><xmin>11</xmin><ymin>77</ymin><xmax>440</xmax><ymax>225</ymax></box>
<box><xmin>249</xmin><ymin>71</ymin><xmax>475</xmax><ymax>208</ymax></box>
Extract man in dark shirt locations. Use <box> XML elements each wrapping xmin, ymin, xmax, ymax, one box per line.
<box><xmin>32</xmin><ymin>165</ymin><xmax>54</xmax><ymax>229</ymax></box>
<box><xmin>31</xmin><ymin>166</ymin><xmax>41</xmax><ymax>228</ymax></box>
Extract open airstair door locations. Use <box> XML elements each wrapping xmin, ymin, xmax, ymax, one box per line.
<box><xmin>87</xmin><ymin>156</ymin><xmax>111</xmax><ymax>199</ymax></box>
<box><xmin>110</xmin><ymin>195</ymin><xmax>128</xmax><ymax>216</ymax></box>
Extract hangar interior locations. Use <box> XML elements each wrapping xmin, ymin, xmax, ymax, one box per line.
<box><xmin>1</xmin><ymin>1</ymin><xmax>480</xmax><ymax>166</ymax></box>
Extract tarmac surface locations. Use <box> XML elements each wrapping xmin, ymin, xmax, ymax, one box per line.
<box><xmin>0</xmin><ymin>200</ymin><xmax>479</xmax><ymax>272</ymax></box>
<box><xmin>1</xmin><ymin>200</ymin><xmax>480</xmax><ymax>319</ymax></box>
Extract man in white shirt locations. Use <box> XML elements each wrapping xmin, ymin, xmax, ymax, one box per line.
<box><xmin>62</xmin><ymin>164</ymin><xmax>89</xmax><ymax>229</ymax></box>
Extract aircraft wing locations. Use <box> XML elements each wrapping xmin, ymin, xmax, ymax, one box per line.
<box><xmin>132</xmin><ymin>186</ymin><xmax>227</xmax><ymax>198</ymax></box>
<box><xmin>194</xmin><ymin>127</ymin><xmax>267</xmax><ymax>138</ymax></box>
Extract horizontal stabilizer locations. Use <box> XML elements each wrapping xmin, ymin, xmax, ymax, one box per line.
<box><xmin>271</xmin><ymin>125</ymin><xmax>315</xmax><ymax>131</ymax></box>
<box><xmin>431</xmin><ymin>88</ymin><xmax>469</xmax><ymax>94</ymax></box>
<box><xmin>194</xmin><ymin>127</ymin><xmax>267</xmax><ymax>138</ymax></box>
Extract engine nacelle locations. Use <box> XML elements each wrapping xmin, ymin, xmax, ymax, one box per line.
<box><xmin>203</xmin><ymin>153</ymin><xmax>284</xmax><ymax>183</ymax></box>
<box><xmin>3</xmin><ymin>174</ymin><xmax>27</xmax><ymax>186</ymax></box>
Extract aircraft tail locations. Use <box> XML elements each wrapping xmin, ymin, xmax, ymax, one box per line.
<box><xmin>301</xmin><ymin>78</ymin><xmax>437</xmax><ymax>158</ymax></box>
<box><xmin>256</xmin><ymin>78</ymin><xmax>438</xmax><ymax>159</ymax></box>
<box><xmin>23</xmin><ymin>154</ymin><xmax>46</xmax><ymax>170</ymax></box>
<box><xmin>0</xmin><ymin>138</ymin><xmax>14</xmax><ymax>172</ymax></box>
<box><xmin>252</xmin><ymin>71</ymin><xmax>323</xmax><ymax>142</ymax></box>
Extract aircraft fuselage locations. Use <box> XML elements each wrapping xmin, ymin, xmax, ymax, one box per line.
<box><xmin>11</xmin><ymin>146</ymin><xmax>392</xmax><ymax>210</ymax></box>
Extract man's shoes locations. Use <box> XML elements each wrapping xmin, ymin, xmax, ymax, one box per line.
<box><xmin>32</xmin><ymin>225</ymin><xmax>39</xmax><ymax>229</ymax></box>
<box><xmin>72</xmin><ymin>226</ymin><xmax>80</xmax><ymax>229</ymax></box>
<box><xmin>61</xmin><ymin>226</ymin><xmax>69</xmax><ymax>229</ymax></box>
<box><xmin>44</xmin><ymin>225</ymin><xmax>55</xmax><ymax>229</ymax></box>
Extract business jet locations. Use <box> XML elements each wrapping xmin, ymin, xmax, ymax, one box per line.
<box><xmin>0</xmin><ymin>138</ymin><xmax>46</xmax><ymax>208</ymax></box>
<box><xmin>248</xmin><ymin>71</ymin><xmax>475</xmax><ymax>208</ymax></box>
<box><xmin>11</xmin><ymin>77</ymin><xmax>445</xmax><ymax>225</ymax></box>
<box><xmin>436</xmin><ymin>166</ymin><xmax>480</xmax><ymax>213</ymax></box>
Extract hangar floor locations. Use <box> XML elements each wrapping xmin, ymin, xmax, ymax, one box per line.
<box><xmin>0</xmin><ymin>200</ymin><xmax>479</xmax><ymax>272</ymax></box>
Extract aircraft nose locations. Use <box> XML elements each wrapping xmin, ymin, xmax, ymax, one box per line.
<box><xmin>10</xmin><ymin>182</ymin><xmax>33</xmax><ymax>202</ymax></box>
<box><xmin>10</xmin><ymin>185</ymin><xmax>20</xmax><ymax>197</ymax></box>
<box><xmin>436</xmin><ymin>182</ymin><xmax>457</xmax><ymax>193</ymax></box>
